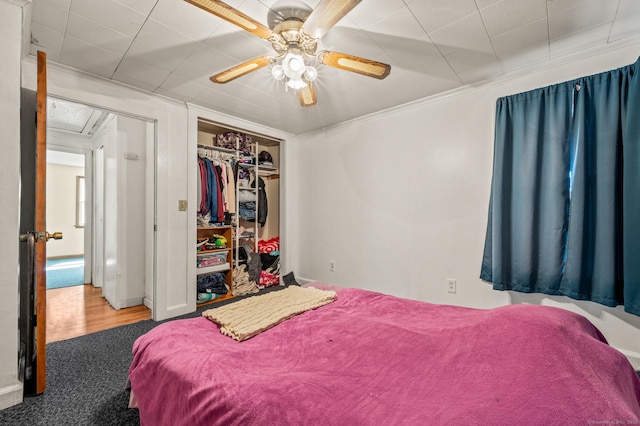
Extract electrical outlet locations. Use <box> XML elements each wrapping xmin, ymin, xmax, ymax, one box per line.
<box><xmin>447</xmin><ymin>278</ymin><xmax>457</xmax><ymax>294</ymax></box>
<box><xmin>329</xmin><ymin>261</ymin><xmax>336</xmax><ymax>272</ymax></box>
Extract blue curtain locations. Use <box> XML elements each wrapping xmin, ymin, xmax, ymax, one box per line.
<box><xmin>481</xmin><ymin>57</ymin><xmax>640</xmax><ymax>316</ymax></box>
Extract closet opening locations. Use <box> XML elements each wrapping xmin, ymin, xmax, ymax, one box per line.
<box><xmin>195</xmin><ymin>118</ymin><xmax>283</xmax><ymax>307</ymax></box>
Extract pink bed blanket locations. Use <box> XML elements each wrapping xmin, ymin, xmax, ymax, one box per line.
<box><xmin>128</xmin><ymin>286</ymin><xmax>640</xmax><ymax>425</ymax></box>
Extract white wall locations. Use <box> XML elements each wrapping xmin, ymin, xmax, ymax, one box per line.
<box><xmin>46</xmin><ymin>163</ymin><xmax>84</xmax><ymax>258</ymax></box>
<box><xmin>0</xmin><ymin>0</ymin><xmax>26</xmax><ymax>410</ymax></box>
<box><xmin>292</xmin><ymin>42</ymin><xmax>640</xmax><ymax>366</ymax></box>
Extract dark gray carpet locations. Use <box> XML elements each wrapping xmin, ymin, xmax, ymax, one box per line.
<box><xmin>0</xmin><ymin>318</ymin><xmax>162</xmax><ymax>426</ymax></box>
<box><xmin>0</xmin><ymin>284</ymin><xmax>294</xmax><ymax>425</ymax></box>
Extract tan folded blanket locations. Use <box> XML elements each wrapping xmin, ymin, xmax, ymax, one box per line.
<box><xmin>203</xmin><ymin>285</ymin><xmax>336</xmax><ymax>341</ymax></box>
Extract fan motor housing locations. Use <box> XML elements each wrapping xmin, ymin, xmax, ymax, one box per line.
<box><xmin>272</xmin><ymin>19</ymin><xmax>318</xmax><ymax>56</ymax></box>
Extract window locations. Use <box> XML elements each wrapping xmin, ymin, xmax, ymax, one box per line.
<box><xmin>481</xmin><ymin>57</ymin><xmax>640</xmax><ymax>316</ymax></box>
<box><xmin>76</xmin><ymin>176</ymin><xmax>85</xmax><ymax>228</ymax></box>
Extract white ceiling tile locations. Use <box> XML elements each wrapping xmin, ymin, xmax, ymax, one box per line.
<box><xmin>155</xmin><ymin>74</ymin><xmax>209</xmax><ymax>101</ymax></box>
<box><xmin>408</xmin><ymin>0</ymin><xmax>479</xmax><ymax>33</ymax></box>
<box><xmin>609</xmin><ymin>14</ymin><xmax>640</xmax><ymax>42</ymax></box>
<box><xmin>369</xmin><ymin>33</ymin><xmax>442</xmax><ymax>73</ymax></box>
<box><xmin>499</xmin><ymin>45</ymin><xmax>550</xmax><ymax>73</ymax></box>
<box><xmin>66</xmin><ymin>13</ymin><xmax>133</xmax><ymax>56</ymax></box>
<box><xmin>150</xmin><ymin>0</ymin><xmax>221</xmax><ymax>41</ymax></box>
<box><xmin>30</xmin><ymin>22</ymin><xmax>64</xmax><ymax>62</ymax></box>
<box><xmin>609</xmin><ymin>0</ymin><xmax>640</xmax><ymax>42</ymax></box>
<box><xmin>112</xmin><ymin>56</ymin><xmax>171</xmax><ymax>92</ymax></box>
<box><xmin>125</xmin><ymin>39</ymin><xmax>195</xmax><ymax>73</ymax></box>
<box><xmin>480</xmin><ymin>0</ymin><xmax>547</xmax><ymax>37</ymax></box>
<box><xmin>546</xmin><ymin>0</ymin><xmax>590</xmax><ymax>16</ymax></box>
<box><xmin>345</xmin><ymin>0</ymin><xmax>406</xmax><ymax>30</ymax></box>
<box><xmin>548</xmin><ymin>0</ymin><xmax>618</xmax><ymax>41</ymax></box>
<box><xmin>456</xmin><ymin>60</ymin><xmax>504</xmax><ymax>85</ymax></box>
<box><xmin>445</xmin><ymin>37</ymin><xmax>497</xmax><ymax>74</ymax></box>
<box><xmin>190</xmin><ymin>86</ymin><xmax>256</xmax><ymax>115</ymax></box>
<box><xmin>549</xmin><ymin>23</ymin><xmax>611</xmax><ymax>58</ymax></box>
<box><xmin>185</xmin><ymin>42</ymin><xmax>240</xmax><ymax>75</ymax></box>
<box><xmin>44</xmin><ymin>0</ymin><xmax>71</xmax><ymax>10</ymax></box>
<box><xmin>475</xmin><ymin>0</ymin><xmax>503</xmax><ymax>8</ymax></box>
<box><xmin>363</xmin><ymin>70</ymin><xmax>430</xmax><ymax>107</ymax></box>
<box><xmin>429</xmin><ymin>12</ymin><xmax>490</xmax><ymax>56</ymax></box>
<box><xmin>203</xmin><ymin>32</ymin><xmax>272</xmax><ymax>62</ymax></box>
<box><xmin>70</xmin><ymin>0</ymin><xmax>147</xmax><ymax>37</ymax></box>
<box><xmin>31</xmin><ymin>0</ymin><xmax>69</xmax><ymax>32</ymax></box>
<box><xmin>617</xmin><ymin>0</ymin><xmax>640</xmax><ymax>17</ymax></box>
<box><xmin>363</xmin><ymin>5</ymin><xmax>426</xmax><ymax>41</ymax></box>
<box><xmin>319</xmin><ymin>27</ymin><xmax>393</xmax><ymax>65</ymax></box>
<box><xmin>171</xmin><ymin>57</ymin><xmax>216</xmax><ymax>87</ymax></box>
<box><xmin>188</xmin><ymin>43</ymin><xmax>245</xmax><ymax>83</ymax></box>
<box><xmin>130</xmin><ymin>20</ymin><xmax>200</xmax><ymax>71</ymax></box>
<box><xmin>59</xmin><ymin>35</ymin><xmax>122</xmax><ymax>78</ymax></box>
<box><xmin>490</xmin><ymin>18</ymin><xmax>549</xmax><ymax>59</ymax></box>
<box><xmin>113</xmin><ymin>0</ymin><xmax>157</xmax><ymax>16</ymax></box>
<box><xmin>406</xmin><ymin>57</ymin><xmax>463</xmax><ymax>95</ymax></box>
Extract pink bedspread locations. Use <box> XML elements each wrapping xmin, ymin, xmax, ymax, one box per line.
<box><xmin>128</xmin><ymin>286</ymin><xmax>640</xmax><ymax>425</ymax></box>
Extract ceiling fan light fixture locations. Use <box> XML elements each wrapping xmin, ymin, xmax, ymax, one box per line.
<box><xmin>286</xmin><ymin>78</ymin><xmax>308</xmax><ymax>90</ymax></box>
<box><xmin>272</xmin><ymin>64</ymin><xmax>285</xmax><ymax>80</ymax></box>
<box><xmin>282</xmin><ymin>52</ymin><xmax>305</xmax><ymax>80</ymax></box>
<box><xmin>304</xmin><ymin>66</ymin><xmax>318</xmax><ymax>82</ymax></box>
<box><xmin>187</xmin><ymin>0</ymin><xmax>391</xmax><ymax>108</ymax></box>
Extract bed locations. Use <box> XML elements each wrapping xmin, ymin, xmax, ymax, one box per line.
<box><xmin>128</xmin><ymin>284</ymin><xmax>640</xmax><ymax>425</ymax></box>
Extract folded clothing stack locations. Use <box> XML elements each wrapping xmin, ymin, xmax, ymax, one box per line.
<box><xmin>197</xmin><ymin>272</ymin><xmax>228</xmax><ymax>294</ymax></box>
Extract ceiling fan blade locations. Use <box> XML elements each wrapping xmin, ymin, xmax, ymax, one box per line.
<box><xmin>185</xmin><ymin>0</ymin><xmax>276</xmax><ymax>40</ymax></box>
<box><xmin>301</xmin><ymin>0</ymin><xmax>362</xmax><ymax>39</ymax></box>
<box><xmin>211</xmin><ymin>56</ymin><xmax>275</xmax><ymax>84</ymax></box>
<box><xmin>298</xmin><ymin>82</ymin><xmax>317</xmax><ymax>107</ymax></box>
<box><xmin>318</xmin><ymin>51</ymin><xmax>391</xmax><ymax>79</ymax></box>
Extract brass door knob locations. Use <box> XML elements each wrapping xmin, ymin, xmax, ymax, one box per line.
<box><xmin>35</xmin><ymin>231</ymin><xmax>63</xmax><ymax>242</ymax></box>
<box><xmin>47</xmin><ymin>232</ymin><xmax>63</xmax><ymax>241</ymax></box>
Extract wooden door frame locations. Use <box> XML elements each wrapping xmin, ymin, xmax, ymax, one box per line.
<box><xmin>35</xmin><ymin>50</ymin><xmax>47</xmax><ymax>394</ymax></box>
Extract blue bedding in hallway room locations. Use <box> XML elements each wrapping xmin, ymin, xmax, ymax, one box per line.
<box><xmin>46</xmin><ymin>257</ymin><xmax>84</xmax><ymax>290</ymax></box>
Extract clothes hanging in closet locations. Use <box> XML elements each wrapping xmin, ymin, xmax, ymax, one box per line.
<box><xmin>198</xmin><ymin>154</ymin><xmax>235</xmax><ymax>224</ymax></box>
<box><xmin>238</xmin><ymin>175</ymin><xmax>268</xmax><ymax>226</ymax></box>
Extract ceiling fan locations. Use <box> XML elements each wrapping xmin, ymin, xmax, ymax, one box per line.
<box><xmin>185</xmin><ymin>0</ymin><xmax>392</xmax><ymax>107</ymax></box>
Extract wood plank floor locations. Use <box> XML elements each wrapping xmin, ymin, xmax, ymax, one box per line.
<box><xmin>46</xmin><ymin>284</ymin><xmax>151</xmax><ymax>343</ymax></box>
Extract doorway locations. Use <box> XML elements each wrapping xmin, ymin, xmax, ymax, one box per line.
<box><xmin>45</xmin><ymin>96</ymin><xmax>155</xmax><ymax>342</ymax></box>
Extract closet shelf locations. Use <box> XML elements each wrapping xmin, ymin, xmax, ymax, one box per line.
<box><xmin>197</xmin><ymin>263</ymin><xmax>231</xmax><ymax>275</ymax></box>
<box><xmin>198</xmin><ymin>144</ymin><xmax>236</xmax><ymax>154</ymax></box>
<box><xmin>258</xmin><ymin>167</ymin><xmax>279</xmax><ymax>177</ymax></box>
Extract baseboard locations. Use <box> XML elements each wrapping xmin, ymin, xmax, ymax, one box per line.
<box><xmin>616</xmin><ymin>348</ymin><xmax>640</xmax><ymax>371</ymax></box>
<box><xmin>296</xmin><ymin>276</ymin><xmax>315</xmax><ymax>286</ymax></box>
<box><xmin>143</xmin><ymin>297</ymin><xmax>152</xmax><ymax>311</ymax></box>
<box><xmin>0</xmin><ymin>382</ymin><xmax>23</xmax><ymax>410</ymax></box>
<box><xmin>118</xmin><ymin>298</ymin><xmax>144</xmax><ymax>310</ymax></box>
